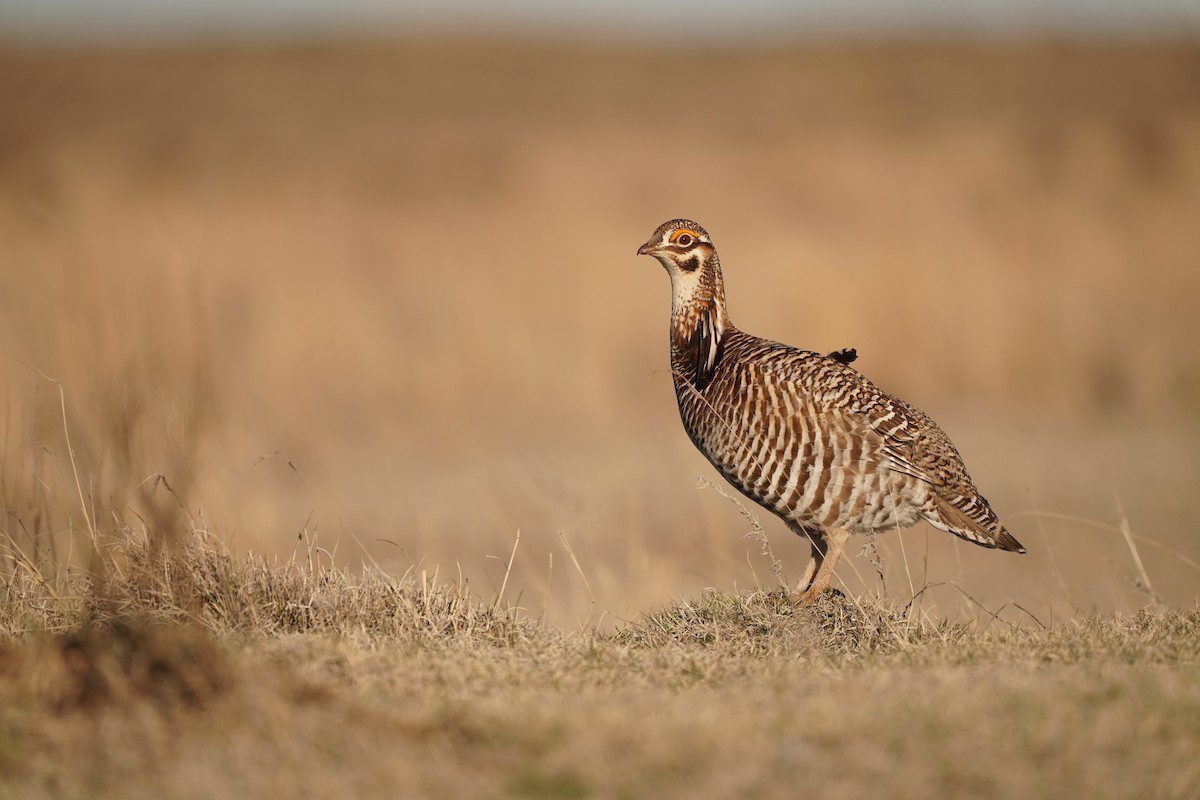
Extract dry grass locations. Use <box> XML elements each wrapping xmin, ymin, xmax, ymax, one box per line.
<box><xmin>1</xmin><ymin>530</ymin><xmax>1198</xmax><ymax>799</ymax></box>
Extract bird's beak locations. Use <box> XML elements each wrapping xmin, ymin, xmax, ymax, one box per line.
<box><xmin>636</xmin><ymin>240</ymin><xmax>659</xmax><ymax>257</ymax></box>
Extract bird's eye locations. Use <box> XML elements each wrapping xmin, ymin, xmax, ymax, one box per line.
<box><xmin>675</xmin><ymin>234</ymin><xmax>693</xmax><ymax>247</ymax></box>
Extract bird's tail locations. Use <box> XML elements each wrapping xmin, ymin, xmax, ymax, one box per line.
<box><xmin>926</xmin><ymin>493</ymin><xmax>1026</xmax><ymax>553</ymax></box>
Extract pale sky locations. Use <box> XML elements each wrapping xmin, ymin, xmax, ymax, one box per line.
<box><xmin>1</xmin><ymin>0</ymin><xmax>1198</xmax><ymax>42</ymax></box>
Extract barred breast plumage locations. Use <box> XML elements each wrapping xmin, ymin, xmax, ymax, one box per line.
<box><xmin>637</xmin><ymin>218</ymin><xmax>1024</xmax><ymax>602</ymax></box>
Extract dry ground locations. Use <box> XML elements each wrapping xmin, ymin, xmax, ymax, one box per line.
<box><xmin>1</xmin><ymin>38</ymin><xmax>1199</xmax><ymax>798</ymax></box>
<box><xmin>1</xmin><ymin>535</ymin><xmax>1198</xmax><ymax>799</ymax></box>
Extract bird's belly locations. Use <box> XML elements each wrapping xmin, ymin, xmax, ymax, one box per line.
<box><xmin>728</xmin><ymin>459</ymin><xmax>927</xmax><ymax>534</ymax></box>
<box><xmin>692</xmin><ymin>408</ymin><xmax>929</xmax><ymax>535</ymax></box>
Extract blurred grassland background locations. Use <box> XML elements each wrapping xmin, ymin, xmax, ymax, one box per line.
<box><xmin>1</xmin><ymin>40</ymin><xmax>1198</xmax><ymax>628</ymax></box>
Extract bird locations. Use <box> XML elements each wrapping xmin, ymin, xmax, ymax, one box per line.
<box><xmin>636</xmin><ymin>219</ymin><xmax>1024</xmax><ymax>603</ymax></box>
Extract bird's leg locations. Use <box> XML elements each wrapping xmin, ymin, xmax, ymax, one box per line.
<box><xmin>786</xmin><ymin>522</ymin><xmax>821</xmax><ymax>595</ymax></box>
<box><xmin>795</xmin><ymin>528</ymin><xmax>851</xmax><ymax>605</ymax></box>
<box><xmin>796</xmin><ymin>540</ymin><xmax>819</xmax><ymax>594</ymax></box>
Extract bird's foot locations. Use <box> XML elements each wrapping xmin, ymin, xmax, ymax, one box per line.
<box><xmin>792</xmin><ymin>585</ymin><xmax>846</xmax><ymax>606</ymax></box>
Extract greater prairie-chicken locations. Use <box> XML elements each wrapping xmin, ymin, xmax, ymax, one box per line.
<box><xmin>637</xmin><ymin>219</ymin><xmax>1024</xmax><ymax>602</ymax></box>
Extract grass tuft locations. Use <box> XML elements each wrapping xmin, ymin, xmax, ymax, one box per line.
<box><xmin>618</xmin><ymin>588</ymin><xmax>968</xmax><ymax>659</ymax></box>
<box><xmin>2</xmin><ymin>529</ymin><xmax>543</xmax><ymax>648</ymax></box>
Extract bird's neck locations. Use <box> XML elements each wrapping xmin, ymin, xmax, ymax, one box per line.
<box><xmin>670</xmin><ymin>258</ymin><xmax>731</xmax><ymax>390</ymax></box>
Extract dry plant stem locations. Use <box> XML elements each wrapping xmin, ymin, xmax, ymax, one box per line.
<box><xmin>558</xmin><ymin>530</ymin><xmax>595</xmax><ymax>608</ymax></box>
<box><xmin>541</xmin><ymin>552</ymin><xmax>553</xmax><ymax>624</ymax></box>
<box><xmin>697</xmin><ymin>476</ymin><xmax>785</xmax><ymax>587</ymax></box>
<box><xmin>1018</xmin><ymin>510</ymin><xmax>1200</xmax><ymax>573</ymax></box>
<box><xmin>1028</xmin><ymin>491</ymin><xmax>1075</xmax><ymax>606</ymax></box>
<box><xmin>895</xmin><ymin>528</ymin><xmax>916</xmax><ymax>597</ymax></box>
<box><xmin>21</xmin><ymin>364</ymin><xmax>97</xmax><ymax>550</ymax></box>
<box><xmin>492</xmin><ymin>529</ymin><xmax>520</xmax><ymax>613</ymax></box>
<box><xmin>421</xmin><ymin>569</ymin><xmax>430</xmax><ymax>618</ymax></box>
<box><xmin>861</xmin><ymin>532</ymin><xmax>887</xmax><ymax>597</ymax></box>
<box><xmin>1114</xmin><ymin>495</ymin><xmax>1162</xmax><ymax>603</ymax></box>
<box><xmin>908</xmin><ymin>578</ymin><xmax>1046</xmax><ymax>631</ymax></box>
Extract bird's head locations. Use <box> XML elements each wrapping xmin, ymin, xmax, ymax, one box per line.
<box><xmin>636</xmin><ymin>219</ymin><xmax>716</xmax><ymax>277</ymax></box>
<box><xmin>637</xmin><ymin>218</ymin><xmax>729</xmax><ymax>335</ymax></box>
